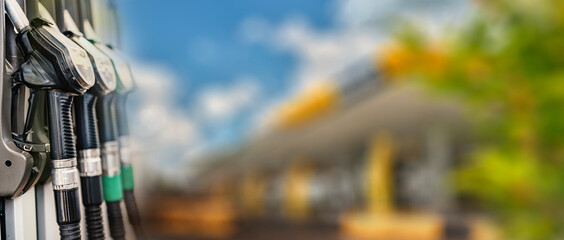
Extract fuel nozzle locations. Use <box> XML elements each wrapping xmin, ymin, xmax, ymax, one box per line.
<box><xmin>5</xmin><ymin>0</ymin><xmax>96</xmax><ymax>238</ymax></box>
<box><xmin>49</xmin><ymin>0</ymin><xmax>119</xmax><ymax>238</ymax></box>
<box><xmin>6</xmin><ymin>0</ymin><xmax>94</xmax><ymax>95</ymax></box>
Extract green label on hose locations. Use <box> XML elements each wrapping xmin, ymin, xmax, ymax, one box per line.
<box><xmin>121</xmin><ymin>165</ymin><xmax>135</xmax><ymax>190</ymax></box>
<box><xmin>102</xmin><ymin>175</ymin><xmax>123</xmax><ymax>202</ymax></box>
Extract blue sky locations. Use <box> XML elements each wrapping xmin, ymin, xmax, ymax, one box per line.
<box><xmin>115</xmin><ymin>0</ymin><xmax>339</xmax><ymax>150</ymax></box>
<box><xmin>117</xmin><ymin>0</ymin><xmax>335</xmax><ymax>103</ymax></box>
<box><xmin>115</xmin><ymin>0</ymin><xmax>473</xmax><ymax>175</ymax></box>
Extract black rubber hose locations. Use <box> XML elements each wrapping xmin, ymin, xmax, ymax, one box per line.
<box><xmin>81</xmin><ymin>177</ymin><xmax>105</xmax><ymax>240</ymax></box>
<box><xmin>106</xmin><ymin>200</ymin><xmax>126</xmax><ymax>240</ymax></box>
<box><xmin>124</xmin><ymin>190</ymin><xmax>145</xmax><ymax>239</ymax></box>
<box><xmin>75</xmin><ymin>93</ymin><xmax>106</xmax><ymax>239</ymax></box>
<box><xmin>59</xmin><ymin>222</ymin><xmax>81</xmax><ymax>240</ymax></box>
<box><xmin>117</xmin><ymin>94</ymin><xmax>145</xmax><ymax>239</ymax></box>
<box><xmin>48</xmin><ymin>91</ymin><xmax>82</xmax><ymax>239</ymax></box>
<box><xmin>54</xmin><ymin>189</ymin><xmax>81</xmax><ymax>240</ymax></box>
<box><xmin>84</xmin><ymin>205</ymin><xmax>104</xmax><ymax>240</ymax></box>
<box><xmin>98</xmin><ymin>93</ymin><xmax>127</xmax><ymax>240</ymax></box>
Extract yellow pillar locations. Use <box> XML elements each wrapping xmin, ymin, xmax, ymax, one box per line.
<box><xmin>240</xmin><ymin>173</ymin><xmax>267</xmax><ymax>217</ymax></box>
<box><xmin>284</xmin><ymin>161</ymin><xmax>315</xmax><ymax>221</ymax></box>
<box><xmin>365</xmin><ymin>132</ymin><xmax>396</xmax><ymax>214</ymax></box>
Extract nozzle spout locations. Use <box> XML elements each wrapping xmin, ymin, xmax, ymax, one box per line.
<box><xmin>5</xmin><ymin>0</ymin><xmax>29</xmax><ymax>33</ymax></box>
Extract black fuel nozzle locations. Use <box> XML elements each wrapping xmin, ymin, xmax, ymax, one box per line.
<box><xmin>50</xmin><ymin>0</ymin><xmax>118</xmax><ymax>238</ymax></box>
<box><xmin>12</xmin><ymin>16</ymin><xmax>94</xmax><ymax>94</ymax></box>
<box><xmin>6</xmin><ymin>0</ymin><xmax>94</xmax><ymax>94</ymax></box>
<box><xmin>5</xmin><ymin>0</ymin><xmax>96</xmax><ymax>238</ymax></box>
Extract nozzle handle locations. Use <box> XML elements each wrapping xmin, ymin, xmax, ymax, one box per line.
<box><xmin>75</xmin><ymin>93</ymin><xmax>100</xmax><ymax>150</ymax></box>
<box><xmin>47</xmin><ymin>91</ymin><xmax>77</xmax><ymax>160</ymax></box>
<box><xmin>116</xmin><ymin>95</ymin><xmax>129</xmax><ymax>137</ymax></box>
<box><xmin>97</xmin><ymin>93</ymin><xmax>118</xmax><ymax>143</ymax></box>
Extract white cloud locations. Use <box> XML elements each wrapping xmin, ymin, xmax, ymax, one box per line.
<box><xmin>126</xmin><ymin>0</ymin><xmax>476</xmax><ymax>189</ymax></box>
<box><xmin>238</xmin><ymin>0</ymin><xmax>473</xmax><ymax>134</ymax></box>
<box><xmin>338</xmin><ymin>0</ymin><xmax>472</xmax><ymax>30</ymax></box>
<box><xmin>128</xmin><ymin>63</ymin><xmax>200</xmax><ymax>180</ymax></box>
<box><xmin>268</xmin><ymin>0</ymin><xmax>472</xmax><ymax>90</ymax></box>
<box><xmin>237</xmin><ymin>14</ymin><xmax>384</xmax><ymax>91</ymax></box>
<box><xmin>196</xmin><ymin>77</ymin><xmax>260</xmax><ymax>121</ymax></box>
<box><xmin>128</xmin><ymin>65</ymin><xmax>263</xmax><ymax>182</ymax></box>
<box><xmin>272</xmin><ymin>17</ymin><xmax>380</xmax><ymax>89</ymax></box>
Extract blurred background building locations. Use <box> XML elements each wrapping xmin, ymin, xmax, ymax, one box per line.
<box><xmin>116</xmin><ymin>0</ymin><xmax>564</xmax><ymax>239</ymax></box>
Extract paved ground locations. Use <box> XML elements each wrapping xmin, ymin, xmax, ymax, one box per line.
<box><xmin>147</xmin><ymin>221</ymin><xmax>341</xmax><ymax>240</ymax></box>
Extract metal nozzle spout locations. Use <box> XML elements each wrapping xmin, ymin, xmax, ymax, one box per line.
<box><xmin>5</xmin><ymin>0</ymin><xmax>29</xmax><ymax>33</ymax></box>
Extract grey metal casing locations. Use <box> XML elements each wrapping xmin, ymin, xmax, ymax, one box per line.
<box><xmin>0</xmin><ymin>0</ymin><xmax>35</xmax><ymax>199</ymax></box>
